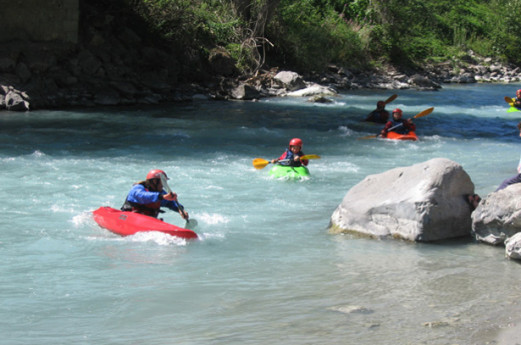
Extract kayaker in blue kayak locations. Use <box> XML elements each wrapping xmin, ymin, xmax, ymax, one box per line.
<box><xmin>380</xmin><ymin>108</ymin><xmax>416</xmax><ymax>137</ymax></box>
<box><xmin>121</xmin><ymin>169</ymin><xmax>189</xmax><ymax>219</ymax></box>
<box><xmin>271</xmin><ymin>138</ymin><xmax>309</xmax><ymax>167</ymax></box>
<box><xmin>364</xmin><ymin>100</ymin><xmax>390</xmax><ymax>123</ymax></box>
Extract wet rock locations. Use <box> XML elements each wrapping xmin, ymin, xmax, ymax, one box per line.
<box><xmin>230</xmin><ymin>83</ymin><xmax>260</xmax><ymax>100</ymax></box>
<box><xmin>287</xmin><ymin>84</ymin><xmax>337</xmax><ymax>97</ymax></box>
<box><xmin>409</xmin><ymin>74</ymin><xmax>441</xmax><ymax>90</ymax></box>
<box><xmin>273</xmin><ymin>71</ymin><xmax>306</xmax><ymax>91</ymax></box>
<box><xmin>505</xmin><ymin>232</ymin><xmax>521</xmax><ymax>260</ymax></box>
<box><xmin>5</xmin><ymin>89</ymin><xmax>29</xmax><ymax>111</ymax></box>
<box><xmin>471</xmin><ymin>184</ymin><xmax>521</xmax><ymax>246</ymax></box>
<box><xmin>307</xmin><ymin>95</ymin><xmax>333</xmax><ymax>103</ymax></box>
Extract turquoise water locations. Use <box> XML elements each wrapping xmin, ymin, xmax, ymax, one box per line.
<box><xmin>2</xmin><ymin>84</ymin><xmax>521</xmax><ymax>344</ymax></box>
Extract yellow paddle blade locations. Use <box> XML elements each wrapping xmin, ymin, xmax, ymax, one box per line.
<box><xmin>357</xmin><ymin>134</ymin><xmax>379</xmax><ymax>140</ymax></box>
<box><xmin>300</xmin><ymin>154</ymin><xmax>321</xmax><ymax>160</ymax></box>
<box><xmin>384</xmin><ymin>94</ymin><xmax>398</xmax><ymax>104</ymax></box>
<box><xmin>505</xmin><ymin>96</ymin><xmax>514</xmax><ymax>105</ymax></box>
<box><xmin>413</xmin><ymin>107</ymin><xmax>434</xmax><ymax>119</ymax></box>
<box><xmin>253</xmin><ymin>158</ymin><xmax>270</xmax><ymax>170</ymax></box>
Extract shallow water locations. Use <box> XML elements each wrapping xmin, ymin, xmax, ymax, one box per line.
<box><xmin>2</xmin><ymin>83</ymin><xmax>521</xmax><ymax>344</ymax></box>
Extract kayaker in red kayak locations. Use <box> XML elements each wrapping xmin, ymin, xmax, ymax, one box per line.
<box><xmin>364</xmin><ymin>100</ymin><xmax>390</xmax><ymax>123</ymax></box>
<box><xmin>271</xmin><ymin>138</ymin><xmax>309</xmax><ymax>167</ymax></box>
<box><xmin>380</xmin><ymin>108</ymin><xmax>416</xmax><ymax>137</ymax></box>
<box><xmin>121</xmin><ymin>169</ymin><xmax>189</xmax><ymax>219</ymax></box>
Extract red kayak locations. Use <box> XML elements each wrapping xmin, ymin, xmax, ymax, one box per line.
<box><xmin>93</xmin><ymin>206</ymin><xmax>198</xmax><ymax>239</ymax></box>
<box><xmin>386</xmin><ymin>131</ymin><xmax>418</xmax><ymax>141</ymax></box>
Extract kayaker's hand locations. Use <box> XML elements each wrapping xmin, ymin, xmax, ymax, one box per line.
<box><xmin>163</xmin><ymin>192</ymin><xmax>177</xmax><ymax>201</ymax></box>
<box><xmin>407</xmin><ymin>118</ymin><xmax>413</xmax><ymax>124</ymax></box>
<box><xmin>180</xmin><ymin>209</ymin><xmax>189</xmax><ymax>220</ymax></box>
<box><xmin>294</xmin><ymin>156</ymin><xmax>300</xmax><ymax>161</ymax></box>
<box><xmin>271</xmin><ymin>159</ymin><xmax>278</xmax><ymax>164</ymax></box>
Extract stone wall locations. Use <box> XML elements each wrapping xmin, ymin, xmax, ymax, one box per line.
<box><xmin>0</xmin><ymin>0</ymin><xmax>79</xmax><ymax>43</ymax></box>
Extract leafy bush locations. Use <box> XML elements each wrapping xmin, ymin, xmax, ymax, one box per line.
<box><xmin>128</xmin><ymin>0</ymin><xmax>520</xmax><ymax>75</ymax></box>
<box><xmin>267</xmin><ymin>0</ymin><xmax>366</xmax><ymax>71</ymax></box>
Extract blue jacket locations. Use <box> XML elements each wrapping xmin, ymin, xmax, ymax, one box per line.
<box><xmin>277</xmin><ymin>148</ymin><xmax>308</xmax><ymax>167</ymax></box>
<box><xmin>122</xmin><ymin>183</ymin><xmax>182</xmax><ymax>217</ymax></box>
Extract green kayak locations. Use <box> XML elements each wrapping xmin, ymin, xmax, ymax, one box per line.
<box><xmin>268</xmin><ymin>164</ymin><xmax>310</xmax><ymax>179</ymax></box>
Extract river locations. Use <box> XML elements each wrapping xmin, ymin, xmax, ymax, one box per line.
<box><xmin>2</xmin><ymin>83</ymin><xmax>521</xmax><ymax>345</ymax></box>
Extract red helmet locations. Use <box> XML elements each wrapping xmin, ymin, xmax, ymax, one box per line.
<box><xmin>377</xmin><ymin>101</ymin><xmax>385</xmax><ymax>107</ymax></box>
<box><xmin>392</xmin><ymin>108</ymin><xmax>403</xmax><ymax>115</ymax></box>
<box><xmin>146</xmin><ymin>169</ymin><xmax>168</xmax><ymax>181</ymax></box>
<box><xmin>289</xmin><ymin>138</ymin><xmax>303</xmax><ymax>147</ymax></box>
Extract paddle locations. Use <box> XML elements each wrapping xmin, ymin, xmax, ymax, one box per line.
<box><xmin>504</xmin><ymin>96</ymin><xmax>520</xmax><ymax>112</ymax></box>
<box><xmin>358</xmin><ymin>107</ymin><xmax>434</xmax><ymax>139</ymax></box>
<box><xmin>384</xmin><ymin>94</ymin><xmax>398</xmax><ymax>104</ymax></box>
<box><xmin>160</xmin><ymin>174</ymin><xmax>197</xmax><ymax>229</ymax></box>
<box><xmin>252</xmin><ymin>154</ymin><xmax>321</xmax><ymax>170</ymax></box>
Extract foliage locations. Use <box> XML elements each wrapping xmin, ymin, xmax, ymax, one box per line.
<box><xmin>128</xmin><ymin>0</ymin><xmax>521</xmax><ymax>75</ymax></box>
<box><xmin>493</xmin><ymin>0</ymin><xmax>521</xmax><ymax>64</ymax></box>
<box><xmin>267</xmin><ymin>0</ymin><xmax>366</xmax><ymax>71</ymax></box>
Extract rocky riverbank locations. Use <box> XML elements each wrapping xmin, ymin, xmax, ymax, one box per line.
<box><xmin>2</xmin><ymin>42</ymin><xmax>519</xmax><ymax>112</ymax></box>
<box><xmin>1</xmin><ymin>0</ymin><xmax>520</xmax><ymax>111</ymax></box>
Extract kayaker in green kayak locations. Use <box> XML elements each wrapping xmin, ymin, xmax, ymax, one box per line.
<box><xmin>121</xmin><ymin>169</ymin><xmax>189</xmax><ymax>219</ymax></box>
<box><xmin>271</xmin><ymin>138</ymin><xmax>309</xmax><ymax>167</ymax></box>
<box><xmin>513</xmin><ymin>89</ymin><xmax>521</xmax><ymax>109</ymax></box>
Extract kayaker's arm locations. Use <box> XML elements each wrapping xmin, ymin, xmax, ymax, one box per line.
<box><xmin>405</xmin><ymin>118</ymin><xmax>416</xmax><ymax>131</ymax></box>
<box><xmin>162</xmin><ymin>199</ymin><xmax>189</xmax><ymax>219</ymax></box>
<box><xmin>271</xmin><ymin>151</ymin><xmax>288</xmax><ymax>164</ymax></box>
<box><xmin>159</xmin><ymin>174</ymin><xmax>190</xmax><ymax>221</ymax></box>
<box><xmin>294</xmin><ymin>153</ymin><xmax>308</xmax><ymax>166</ymax></box>
<box><xmin>380</xmin><ymin>121</ymin><xmax>393</xmax><ymax>137</ymax></box>
<box><xmin>128</xmin><ymin>184</ymin><xmax>164</xmax><ymax>203</ymax></box>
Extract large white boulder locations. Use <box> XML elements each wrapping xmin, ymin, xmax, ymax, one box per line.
<box><xmin>329</xmin><ymin>158</ymin><xmax>474</xmax><ymax>242</ymax></box>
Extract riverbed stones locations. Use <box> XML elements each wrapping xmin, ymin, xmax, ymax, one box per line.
<box><xmin>329</xmin><ymin>158</ymin><xmax>474</xmax><ymax>242</ymax></box>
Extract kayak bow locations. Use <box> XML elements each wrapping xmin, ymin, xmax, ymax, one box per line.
<box><xmin>93</xmin><ymin>206</ymin><xmax>198</xmax><ymax>239</ymax></box>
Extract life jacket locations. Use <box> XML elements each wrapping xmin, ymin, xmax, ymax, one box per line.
<box><xmin>389</xmin><ymin>118</ymin><xmax>409</xmax><ymax>134</ymax></box>
<box><xmin>515</xmin><ymin>97</ymin><xmax>521</xmax><ymax>109</ymax></box>
<box><xmin>279</xmin><ymin>148</ymin><xmax>305</xmax><ymax>167</ymax></box>
<box><xmin>121</xmin><ymin>182</ymin><xmax>162</xmax><ymax>218</ymax></box>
